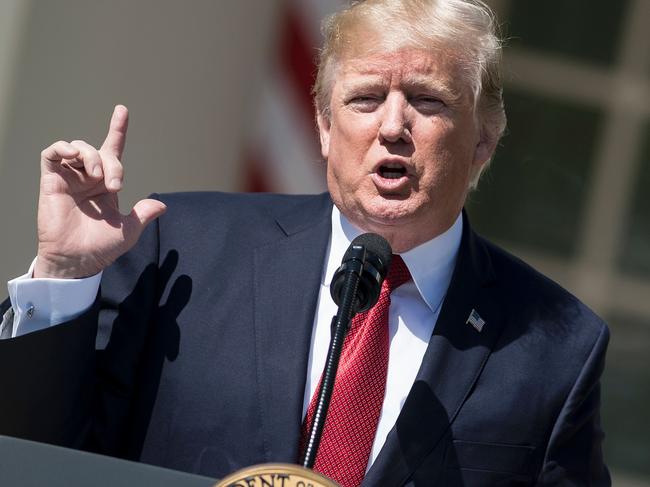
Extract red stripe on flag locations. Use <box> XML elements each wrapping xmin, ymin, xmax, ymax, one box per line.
<box><xmin>280</xmin><ymin>4</ymin><xmax>318</xmax><ymax>126</ymax></box>
<box><xmin>244</xmin><ymin>149</ymin><xmax>272</xmax><ymax>193</ymax></box>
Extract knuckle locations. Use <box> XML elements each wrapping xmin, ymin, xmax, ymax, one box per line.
<box><xmin>41</xmin><ymin>141</ymin><xmax>65</xmax><ymax>157</ymax></box>
<box><xmin>108</xmin><ymin>163</ymin><xmax>124</xmax><ymax>178</ymax></box>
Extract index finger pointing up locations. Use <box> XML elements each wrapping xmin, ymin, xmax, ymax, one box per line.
<box><xmin>101</xmin><ymin>104</ymin><xmax>129</xmax><ymax>159</ymax></box>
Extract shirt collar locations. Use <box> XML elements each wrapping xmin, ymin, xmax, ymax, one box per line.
<box><xmin>324</xmin><ymin>206</ymin><xmax>463</xmax><ymax>313</ymax></box>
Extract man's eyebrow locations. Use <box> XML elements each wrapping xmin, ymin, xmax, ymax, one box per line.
<box><xmin>341</xmin><ymin>77</ymin><xmax>387</xmax><ymax>92</ymax></box>
<box><xmin>401</xmin><ymin>76</ymin><xmax>465</xmax><ymax>102</ymax></box>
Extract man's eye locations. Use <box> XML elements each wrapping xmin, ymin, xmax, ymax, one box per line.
<box><xmin>347</xmin><ymin>96</ymin><xmax>381</xmax><ymax>110</ymax></box>
<box><xmin>411</xmin><ymin>97</ymin><xmax>444</xmax><ymax>113</ymax></box>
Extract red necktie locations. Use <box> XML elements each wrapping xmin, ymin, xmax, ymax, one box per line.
<box><xmin>300</xmin><ymin>255</ymin><xmax>412</xmax><ymax>487</ymax></box>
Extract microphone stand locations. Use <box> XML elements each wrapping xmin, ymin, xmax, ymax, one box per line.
<box><xmin>300</xmin><ymin>246</ymin><xmax>366</xmax><ymax>469</ymax></box>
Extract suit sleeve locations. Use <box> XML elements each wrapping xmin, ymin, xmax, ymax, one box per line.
<box><xmin>0</xmin><ymin>298</ymin><xmax>99</xmax><ymax>447</ymax></box>
<box><xmin>0</xmin><ymin>209</ymin><xmax>161</xmax><ymax>452</ymax></box>
<box><xmin>537</xmin><ymin>322</ymin><xmax>611</xmax><ymax>486</ymax></box>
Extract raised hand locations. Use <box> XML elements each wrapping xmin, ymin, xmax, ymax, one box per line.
<box><xmin>34</xmin><ymin>105</ymin><xmax>167</xmax><ymax>279</ymax></box>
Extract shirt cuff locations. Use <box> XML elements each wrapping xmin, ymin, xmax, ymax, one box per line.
<box><xmin>7</xmin><ymin>258</ymin><xmax>102</xmax><ymax>338</ymax></box>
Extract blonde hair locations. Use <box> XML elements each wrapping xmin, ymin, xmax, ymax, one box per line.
<box><xmin>313</xmin><ymin>0</ymin><xmax>506</xmax><ymax>187</ymax></box>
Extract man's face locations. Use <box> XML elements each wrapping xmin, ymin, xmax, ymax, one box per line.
<box><xmin>318</xmin><ymin>47</ymin><xmax>494</xmax><ymax>252</ymax></box>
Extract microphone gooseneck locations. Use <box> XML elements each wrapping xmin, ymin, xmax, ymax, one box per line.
<box><xmin>301</xmin><ymin>233</ymin><xmax>392</xmax><ymax>470</ymax></box>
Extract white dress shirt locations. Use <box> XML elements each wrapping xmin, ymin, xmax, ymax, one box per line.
<box><xmin>4</xmin><ymin>206</ymin><xmax>462</xmax><ymax>469</ymax></box>
<box><xmin>306</xmin><ymin>207</ymin><xmax>462</xmax><ymax>466</ymax></box>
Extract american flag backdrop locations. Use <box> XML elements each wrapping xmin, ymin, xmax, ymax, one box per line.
<box><xmin>244</xmin><ymin>0</ymin><xmax>345</xmax><ymax>193</ymax></box>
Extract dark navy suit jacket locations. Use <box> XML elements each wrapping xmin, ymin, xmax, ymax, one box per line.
<box><xmin>0</xmin><ymin>192</ymin><xmax>610</xmax><ymax>486</ymax></box>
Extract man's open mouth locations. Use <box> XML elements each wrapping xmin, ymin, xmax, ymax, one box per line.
<box><xmin>378</xmin><ymin>163</ymin><xmax>407</xmax><ymax>179</ymax></box>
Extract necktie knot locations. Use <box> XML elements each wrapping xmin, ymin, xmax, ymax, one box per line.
<box><xmin>384</xmin><ymin>255</ymin><xmax>411</xmax><ymax>294</ymax></box>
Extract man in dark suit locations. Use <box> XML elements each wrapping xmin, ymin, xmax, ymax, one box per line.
<box><xmin>0</xmin><ymin>0</ymin><xmax>609</xmax><ymax>485</ymax></box>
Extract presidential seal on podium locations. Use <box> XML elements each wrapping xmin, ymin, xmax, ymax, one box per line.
<box><xmin>215</xmin><ymin>463</ymin><xmax>339</xmax><ymax>487</ymax></box>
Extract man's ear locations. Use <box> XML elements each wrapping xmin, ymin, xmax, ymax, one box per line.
<box><xmin>316</xmin><ymin>111</ymin><xmax>331</xmax><ymax>160</ymax></box>
<box><xmin>471</xmin><ymin>128</ymin><xmax>497</xmax><ymax>179</ymax></box>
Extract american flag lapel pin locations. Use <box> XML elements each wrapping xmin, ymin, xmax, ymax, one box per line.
<box><xmin>466</xmin><ymin>309</ymin><xmax>486</xmax><ymax>332</ymax></box>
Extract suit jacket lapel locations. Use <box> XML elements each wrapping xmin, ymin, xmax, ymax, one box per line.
<box><xmin>364</xmin><ymin>213</ymin><xmax>505</xmax><ymax>486</ymax></box>
<box><xmin>253</xmin><ymin>194</ymin><xmax>332</xmax><ymax>463</ymax></box>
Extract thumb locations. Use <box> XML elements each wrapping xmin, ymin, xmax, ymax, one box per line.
<box><xmin>123</xmin><ymin>198</ymin><xmax>167</xmax><ymax>244</ymax></box>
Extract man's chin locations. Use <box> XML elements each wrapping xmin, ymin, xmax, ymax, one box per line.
<box><xmin>334</xmin><ymin>193</ymin><xmax>424</xmax><ymax>234</ymax></box>
<box><xmin>358</xmin><ymin>204</ymin><xmax>420</xmax><ymax>232</ymax></box>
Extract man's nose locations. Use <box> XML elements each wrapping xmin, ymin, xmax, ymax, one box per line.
<box><xmin>378</xmin><ymin>95</ymin><xmax>412</xmax><ymax>144</ymax></box>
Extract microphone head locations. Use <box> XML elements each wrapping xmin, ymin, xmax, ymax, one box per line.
<box><xmin>331</xmin><ymin>233</ymin><xmax>393</xmax><ymax>312</ymax></box>
<box><xmin>346</xmin><ymin>233</ymin><xmax>392</xmax><ymax>279</ymax></box>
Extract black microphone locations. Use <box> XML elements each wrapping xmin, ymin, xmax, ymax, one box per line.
<box><xmin>301</xmin><ymin>233</ymin><xmax>392</xmax><ymax>469</ymax></box>
<box><xmin>330</xmin><ymin>233</ymin><xmax>393</xmax><ymax>314</ymax></box>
